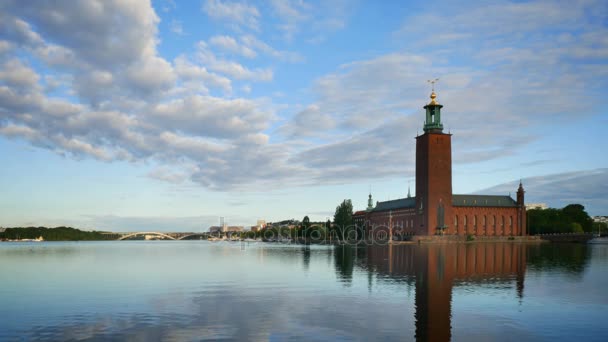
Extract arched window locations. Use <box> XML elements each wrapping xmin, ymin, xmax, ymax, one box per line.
<box><xmin>493</xmin><ymin>215</ymin><xmax>496</xmax><ymax>227</ymax></box>
<box><xmin>501</xmin><ymin>216</ymin><xmax>505</xmax><ymax>227</ymax></box>
<box><xmin>473</xmin><ymin>216</ymin><xmax>477</xmax><ymax>227</ymax></box>
<box><xmin>509</xmin><ymin>216</ymin><xmax>513</xmax><ymax>227</ymax></box>
<box><xmin>464</xmin><ymin>215</ymin><xmax>468</xmax><ymax>226</ymax></box>
<box><xmin>454</xmin><ymin>215</ymin><xmax>459</xmax><ymax>226</ymax></box>
<box><xmin>483</xmin><ymin>215</ymin><xmax>486</xmax><ymax>226</ymax></box>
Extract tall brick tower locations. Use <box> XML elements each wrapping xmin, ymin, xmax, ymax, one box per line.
<box><xmin>415</xmin><ymin>90</ymin><xmax>453</xmax><ymax>235</ymax></box>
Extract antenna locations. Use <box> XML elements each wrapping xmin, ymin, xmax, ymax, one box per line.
<box><xmin>427</xmin><ymin>78</ymin><xmax>439</xmax><ymax>92</ymax></box>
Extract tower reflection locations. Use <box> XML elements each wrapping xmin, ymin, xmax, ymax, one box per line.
<box><xmin>364</xmin><ymin>243</ymin><xmax>526</xmax><ymax>341</ymax></box>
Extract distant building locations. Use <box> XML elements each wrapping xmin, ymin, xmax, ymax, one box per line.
<box><xmin>256</xmin><ymin>220</ymin><xmax>266</xmax><ymax>229</ymax></box>
<box><xmin>526</xmin><ymin>203</ymin><xmax>548</xmax><ymax>210</ymax></box>
<box><xmin>208</xmin><ymin>226</ymin><xmax>222</xmax><ymax>233</ymax></box>
<box><xmin>593</xmin><ymin>216</ymin><xmax>608</xmax><ymax>224</ymax></box>
<box><xmin>354</xmin><ymin>91</ymin><xmax>527</xmax><ymax>238</ymax></box>
<box><xmin>224</xmin><ymin>226</ymin><xmax>244</xmax><ymax>232</ymax></box>
<box><xmin>209</xmin><ymin>225</ymin><xmax>244</xmax><ymax>234</ymax></box>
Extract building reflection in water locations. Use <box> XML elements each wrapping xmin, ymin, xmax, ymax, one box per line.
<box><xmin>344</xmin><ymin>243</ymin><xmax>527</xmax><ymax>341</ymax></box>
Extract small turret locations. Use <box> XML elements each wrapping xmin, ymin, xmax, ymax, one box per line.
<box><xmin>517</xmin><ymin>180</ymin><xmax>525</xmax><ymax>206</ymax></box>
<box><xmin>367</xmin><ymin>193</ymin><xmax>374</xmax><ymax>211</ymax></box>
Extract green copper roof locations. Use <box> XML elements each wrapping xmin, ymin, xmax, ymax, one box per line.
<box><xmin>373</xmin><ymin>198</ymin><xmax>416</xmax><ymax>212</ymax></box>
<box><xmin>423</xmin><ymin>92</ymin><xmax>444</xmax><ymax>133</ymax></box>
<box><xmin>452</xmin><ymin>195</ymin><xmax>517</xmax><ymax>207</ymax></box>
<box><xmin>369</xmin><ymin>194</ymin><xmax>517</xmax><ymax>212</ymax></box>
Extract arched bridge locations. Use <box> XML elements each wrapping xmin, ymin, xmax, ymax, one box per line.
<box><xmin>113</xmin><ymin>232</ymin><xmax>210</xmax><ymax>240</ymax></box>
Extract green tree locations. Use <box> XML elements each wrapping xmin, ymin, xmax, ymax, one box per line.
<box><xmin>562</xmin><ymin>204</ymin><xmax>593</xmax><ymax>232</ymax></box>
<box><xmin>571</xmin><ymin>222</ymin><xmax>584</xmax><ymax>233</ymax></box>
<box><xmin>302</xmin><ymin>216</ymin><xmax>311</xmax><ymax>229</ymax></box>
<box><xmin>528</xmin><ymin>204</ymin><xmax>594</xmax><ymax>234</ymax></box>
<box><xmin>333</xmin><ymin>199</ymin><xmax>353</xmax><ymax>241</ymax></box>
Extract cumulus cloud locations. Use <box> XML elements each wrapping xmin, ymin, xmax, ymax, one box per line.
<box><xmin>0</xmin><ymin>0</ymin><xmax>606</xmax><ymax>199</ymax></box>
<box><xmin>196</xmin><ymin>41</ymin><xmax>273</xmax><ymax>81</ymax></box>
<box><xmin>0</xmin><ymin>0</ymin><xmax>287</xmax><ymax>190</ymax></box>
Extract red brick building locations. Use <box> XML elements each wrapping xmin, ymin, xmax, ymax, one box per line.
<box><xmin>354</xmin><ymin>91</ymin><xmax>526</xmax><ymax>238</ymax></box>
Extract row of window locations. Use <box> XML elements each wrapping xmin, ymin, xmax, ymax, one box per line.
<box><xmin>454</xmin><ymin>214</ymin><xmax>513</xmax><ymax>228</ymax></box>
<box><xmin>370</xmin><ymin>219</ymin><xmax>415</xmax><ymax>230</ymax></box>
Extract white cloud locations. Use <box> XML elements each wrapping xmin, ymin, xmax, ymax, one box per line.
<box><xmin>269</xmin><ymin>0</ymin><xmax>350</xmax><ymax>42</ymax></box>
<box><xmin>169</xmin><ymin>19</ymin><xmax>184</xmax><ymax>35</ymax></box>
<box><xmin>0</xmin><ymin>58</ymin><xmax>39</xmax><ymax>89</ymax></box>
<box><xmin>210</xmin><ymin>35</ymin><xmax>257</xmax><ymax>58</ymax></box>
<box><xmin>202</xmin><ymin>0</ymin><xmax>260</xmax><ymax>31</ymax></box>
<box><xmin>0</xmin><ymin>40</ymin><xmax>12</xmax><ymax>54</ymax></box>
<box><xmin>196</xmin><ymin>42</ymin><xmax>273</xmax><ymax>81</ymax></box>
<box><xmin>0</xmin><ymin>0</ymin><xmax>606</xmax><ymax>199</ymax></box>
<box><xmin>173</xmin><ymin>55</ymin><xmax>232</xmax><ymax>93</ymax></box>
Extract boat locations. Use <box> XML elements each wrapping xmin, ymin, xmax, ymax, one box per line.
<box><xmin>588</xmin><ymin>237</ymin><xmax>608</xmax><ymax>244</ymax></box>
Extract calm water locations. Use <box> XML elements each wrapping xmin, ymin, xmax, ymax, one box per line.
<box><xmin>0</xmin><ymin>242</ymin><xmax>606</xmax><ymax>341</ymax></box>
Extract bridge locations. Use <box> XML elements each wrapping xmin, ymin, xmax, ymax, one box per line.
<box><xmin>101</xmin><ymin>232</ymin><xmax>210</xmax><ymax>240</ymax></box>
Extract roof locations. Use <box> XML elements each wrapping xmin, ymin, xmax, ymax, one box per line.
<box><xmin>353</xmin><ymin>210</ymin><xmax>367</xmax><ymax>216</ymax></box>
<box><xmin>452</xmin><ymin>194</ymin><xmax>517</xmax><ymax>207</ymax></box>
<box><xmin>373</xmin><ymin>197</ymin><xmax>416</xmax><ymax>212</ymax></box>
<box><xmin>366</xmin><ymin>194</ymin><xmax>517</xmax><ymax>213</ymax></box>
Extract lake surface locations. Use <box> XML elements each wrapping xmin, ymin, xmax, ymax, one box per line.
<box><xmin>0</xmin><ymin>241</ymin><xmax>606</xmax><ymax>341</ymax></box>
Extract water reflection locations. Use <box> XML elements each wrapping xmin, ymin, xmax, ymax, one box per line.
<box><xmin>527</xmin><ymin>243</ymin><xmax>590</xmax><ymax>276</ymax></box>
<box><xmin>357</xmin><ymin>244</ymin><xmax>528</xmax><ymax>341</ymax></box>
<box><xmin>0</xmin><ymin>242</ymin><xmax>601</xmax><ymax>341</ymax></box>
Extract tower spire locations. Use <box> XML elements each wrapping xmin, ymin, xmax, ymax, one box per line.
<box><xmin>407</xmin><ymin>181</ymin><xmax>412</xmax><ymax>198</ymax></box>
<box><xmin>367</xmin><ymin>188</ymin><xmax>374</xmax><ymax>211</ymax></box>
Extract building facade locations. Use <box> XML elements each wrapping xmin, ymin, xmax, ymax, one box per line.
<box><xmin>354</xmin><ymin>91</ymin><xmax>527</xmax><ymax>238</ymax></box>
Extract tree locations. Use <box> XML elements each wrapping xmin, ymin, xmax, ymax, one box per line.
<box><xmin>302</xmin><ymin>216</ymin><xmax>311</xmax><ymax>228</ymax></box>
<box><xmin>562</xmin><ymin>204</ymin><xmax>593</xmax><ymax>232</ymax></box>
<box><xmin>333</xmin><ymin>199</ymin><xmax>353</xmax><ymax>241</ymax></box>
<box><xmin>528</xmin><ymin>204</ymin><xmax>594</xmax><ymax>234</ymax></box>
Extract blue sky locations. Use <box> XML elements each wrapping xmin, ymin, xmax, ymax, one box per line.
<box><xmin>0</xmin><ymin>0</ymin><xmax>606</xmax><ymax>231</ymax></box>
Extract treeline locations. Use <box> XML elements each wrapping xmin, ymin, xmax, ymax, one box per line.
<box><xmin>528</xmin><ymin>204</ymin><xmax>595</xmax><ymax>235</ymax></box>
<box><xmin>0</xmin><ymin>227</ymin><xmax>114</xmax><ymax>241</ymax></box>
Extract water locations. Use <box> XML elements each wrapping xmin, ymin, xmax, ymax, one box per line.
<box><xmin>0</xmin><ymin>242</ymin><xmax>606</xmax><ymax>341</ymax></box>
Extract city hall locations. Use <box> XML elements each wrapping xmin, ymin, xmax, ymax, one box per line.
<box><xmin>353</xmin><ymin>90</ymin><xmax>527</xmax><ymax>238</ymax></box>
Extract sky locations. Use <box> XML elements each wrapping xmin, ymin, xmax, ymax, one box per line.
<box><xmin>0</xmin><ymin>0</ymin><xmax>607</xmax><ymax>232</ymax></box>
